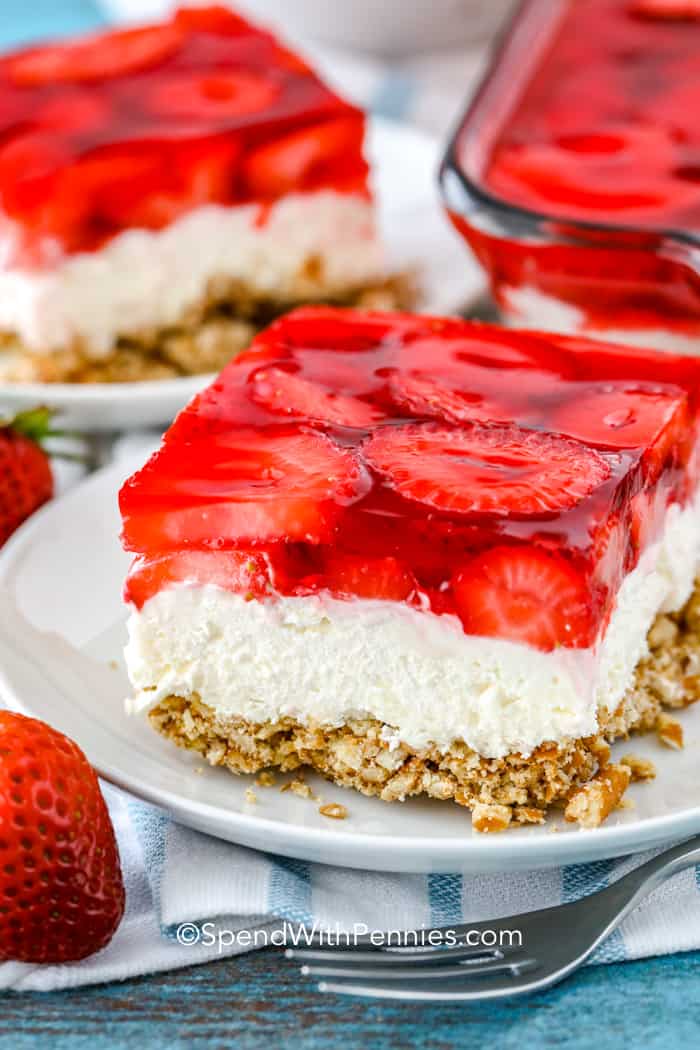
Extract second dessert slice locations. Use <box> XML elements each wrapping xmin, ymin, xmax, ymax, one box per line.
<box><xmin>0</xmin><ymin>6</ymin><xmax>393</xmax><ymax>384</ymax></box>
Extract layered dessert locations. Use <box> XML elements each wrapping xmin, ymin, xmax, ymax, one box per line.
<box><xmin>0</xmin><ymin>6</ymin><xmax>400</xmax><ymax>385</ymax></box>
<box><xmin>121</xmin><ymin>308</ymin><xmax>700</xmax><ymax>829</ymax></box>
<box><xmin>441</xmin><ymin>0</ymin><xmax>700</xmax><ymax>355</ymax></box>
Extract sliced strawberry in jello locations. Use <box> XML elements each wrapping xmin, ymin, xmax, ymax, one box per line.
<box><xmin>147</xmin><ymin>72</ymin><xmax>279</xmax><ymax>122</ymax></box>
<box><xmin>251</xmin><ymin>367</ymin><xmax>384</xmax><ymax>427</ymax></box>
<box><xmin>489</xmin><ymin>127</ymin><xmax>675</xmax><ymax>216</ymax></box>
<box><xmin>304</xmin><ymin>554</ymin><xmax>417</xmax><ymax>601</ymax></box>
<box><xmin>120</xmin><ymin>428</ymin><xmax>369</xmax><ymax>552</ymax></box>
<box><xmin>243</xmin><ymin>117</ymin><xmax>366</xmax><ymax>197</ymax></box>
<box><xmin>125</xmin><ymin>550</ymin><xmax>271</xmax><ymax>609</ymax></box>
<box><xmin>0</xmin><ymin>134</ymin><xmax>88</xmax><ymax>259</ymax></box>
<box><xmin>396</xmin><ymin>326</ymin><xmax>575</xmax><ymax>381</ymax></box>
<box><xmin>36</xmin><ymin>92</ymin><xmax>111</xmax><ymax>134</ymax></box>
<box><xmin>95</xmin><ymin>140</ymin><xmax>240</xmax><ymax>231</ymax></box>
<box><xmin>452</xmin><ymin>546</ymin><xmax>594</xmax><ymax>650</ymax></box>
<box><xmin>388</xmin><ymin>374</ymin><xmax>511</xmax><ymax>425</ymax></box>
<box><xmin>0</xmin><ymin>133</ymin><xmax>69</xmax><ymax>216</ymax></box>
<box><xmin>362</xmin><ymin>422</ymin><xmax>611</xmax><ymax>517</ymax></box>
<box><xmin>7</xmin><ymin>25</ymin><xmax>183</xmax><ymax>86</ymax></box>
<box><xmin>551</xmin><ymin>384</ymin><xmax>689</xmax><ymax>477</ymax></box>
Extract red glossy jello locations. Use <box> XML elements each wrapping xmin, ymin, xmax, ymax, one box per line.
<box><xmin>0</xmin><ymin>5</ymin><xmax>368</xmax><ymax>266</ymax></box>
<box><xmin>120</xmin><ymin>307</ymin><xmax>700</xmax><ymax>652</ymax></box>
<box><xmin>441</xmin><ymin>0</ymin><xmax>700</xmax><ymax>349</ymax></box>
<box><xmin>487</xmin><ymin>1</ymin><xmax>700</xmax><ymax>230</ymax></box>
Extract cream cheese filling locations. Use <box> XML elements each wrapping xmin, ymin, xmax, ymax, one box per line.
<box><xmin>0</xmin><ymin>191</ymin><xmax>383</xmax><ymax>358</ymax></box>
<box><xmin>124</xmin><ymin>493</ymin><xmax>700</xmax><ymax>758</ymax></box>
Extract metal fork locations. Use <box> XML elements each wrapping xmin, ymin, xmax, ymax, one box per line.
<box><xmin>286</xmin><ymin>835</ymin><xmax>700</xmax><ymax>1001</ymax></box>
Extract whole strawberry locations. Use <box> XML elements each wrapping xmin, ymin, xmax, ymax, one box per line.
<box><xmin>0</xmin><ymin>712</ymin><xmax>125</xmax><ymax>963</ymax></box>
<box><xmin>0</xmin><ymin>408</ymin><xmax>54</xmax><ymax>547</ymax></box>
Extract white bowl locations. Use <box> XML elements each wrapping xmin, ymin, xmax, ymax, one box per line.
<box><xmin>98</xmin><ymin>0</ymin><xmax>516</xmax><ymax>56</ymax></box>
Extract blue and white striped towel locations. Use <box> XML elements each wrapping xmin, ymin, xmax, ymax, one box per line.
<box><xmin>2</xmin><ymin>785</ymin><xmax>700</xmax><ymax>991</ymax></box>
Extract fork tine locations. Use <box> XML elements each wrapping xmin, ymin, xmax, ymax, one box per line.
<box><xmin>301</xmin><ymin>957</ymin><xmax>538</xmax><ymax>982</ymax></box>
<box><xmin>317</xmin><ymin>962</ymin><xmax>542</xmax><ymax>1003</ymax></box>
<box><xmin>286</xmin><ymin>944</ymin><xmax>505</xmax><ymax>965</ymax></box>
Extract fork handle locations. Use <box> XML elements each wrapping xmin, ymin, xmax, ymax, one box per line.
<box><xmin>594</xmin><ymin>835</ymin><xmax>700</xmax><ymax>928</ymax></box>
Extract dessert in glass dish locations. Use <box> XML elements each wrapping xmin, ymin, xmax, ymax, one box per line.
<box><xmin>0</xmin><ymin>6</ymin><xmax>403</xmax><ymax>385</ymax></box>
<box><xmin>440</xmin><ymin>0</ymin><xmax>700</xmax><ymax>355</ymax></box>
<box><xmin>120</xmin><ymin>307</ymin><xmax>700</xmax><ymax>830</ymax></box>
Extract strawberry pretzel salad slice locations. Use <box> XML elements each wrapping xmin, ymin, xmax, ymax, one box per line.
<box><xmin>0</xmin><ymin>7</ymin><xmax>409</xmax><ymax>386</ymax></box>
<box><xmin>120</xmin><ymin>308</ymin><xmax>700</xmax><ymax>830</ymax></box>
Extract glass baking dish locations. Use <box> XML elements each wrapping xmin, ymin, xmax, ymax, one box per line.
<box><xmin>439</xmin><ymin>0</ymin><xmax>700</xmax><ymax>354</ymax></box>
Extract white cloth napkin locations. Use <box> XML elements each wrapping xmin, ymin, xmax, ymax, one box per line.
<box><xmin>3</xmin><ymin>784</ymin><xmax>700</xmax><ymax>991</ymax></box>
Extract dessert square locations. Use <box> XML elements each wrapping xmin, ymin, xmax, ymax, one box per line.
<box><xmin>0</xmin><ymin>6</ymin><xmax>399</xmax><ymax>385</ymax></box>
<box><xmin>120</xmin><ymin>308</ymin><xmax>700</xmax><ymax>828</ymax></box>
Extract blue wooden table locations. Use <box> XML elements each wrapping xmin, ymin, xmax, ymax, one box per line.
<box><xmin>2</xmin><ymin>3</ymin><xmax>699</xmax><ymax>1045</ymax></box>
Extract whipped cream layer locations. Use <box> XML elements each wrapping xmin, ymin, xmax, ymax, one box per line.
<box><xmin>503</xmin><ymin>286</ymin><xmax>700</xmax><ymax>357</ymax></box>
<box><xmin>125</xmin><ymin>493</ymin><xmax>700</xmax><ymax>759</ymax></box>
<box><xmin>0</xmin><ymin>191</ymin><xmax>383</xmax><ymax>357</ymax></box>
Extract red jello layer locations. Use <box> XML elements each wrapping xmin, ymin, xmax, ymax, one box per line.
<box><xmin>485</xmin><ymin>0</ymin><xmax>700</xmax><ymax>231</ymax></box>
<box><xmin>0</xmin><ymin>6</ymin><xmax>368</xmax><ymax>266</ymax></box>
<box><xmin>120</xmin><ymin>308</ymin><xmax>700</xmax><ymax>652</ymax></box>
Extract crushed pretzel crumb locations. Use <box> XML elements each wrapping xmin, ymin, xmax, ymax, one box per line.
<box><xmin>471</xmin><ymin>802</ymin><xmax>512</xmax><ymax>833</ymax></box>
<box><xmin>244</xmin><ymin>787</ymin><xmax>258</xmax><ymax>804</ymax></box>
<box><xmin>281</xmin><ymin>778</ymin><xmax>316</xmax><ymax>800</ymax></box>
<box><xmin>513</xmin><ymin>806</ymin><xmax>546</xmax><ymax>825</ymax></box>
<box><xmin>620</xmin><ymin>754</ymin><xmax>657</xmax><ymax>782</ymax></box>
<box><xmin>680</xmin><ymin>676</ymin><xmax>700</xmax><ymax>707</ymax></box>
<box><xmin>319</xmin><ymin>803</ymin><xmax>348</xmax><ymax>820</ymax></box>
<box><xmin>656</xmin><ymin>713</ymin><xmax>684</xmax><ymax>750</ymax></box>
<box><xmin>564</xmin><ymin>763</ymin><xmax>631</xmax><ymax>829</ymax></box>
<box><xmin>589</xmin><ymin>736</ymin><xmax>611</xmax><ymax>766</ymax></box>
<box><xmin>255</xmin><ymin>771</ymin><xmax>276</xmax><ymax>788</ymax></box>
<box><xmin>108</xmin><ymin>659</ymin><xmax>119</xmax><ymax>671</ymax></box>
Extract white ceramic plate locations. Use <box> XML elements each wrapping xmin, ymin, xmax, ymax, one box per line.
<box><xmin>0</xmin><ymin>118</ymin><xmax>482</xmax><ymax>432</ymax></box>
<box><xmin>1</xmin><ymin>451</ymin><xmax>700</xmax><ymax>874</ymax></box>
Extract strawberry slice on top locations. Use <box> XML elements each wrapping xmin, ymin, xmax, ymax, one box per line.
<box><xmin>243</xmin><ymin>117</ymin><xmax>367</xmax><ymax>198</ymax></box>
<box><xmin>147</xmin><ymin>71</ymin><xmax>280</xmax><ymax>123</ymax></box>
<box><xmin>7</xmin><ymin>25</ymin><xmax>183</xmax><ymax>86</ymax></box>
<box><xmin>388</xmin><ymin>373</ymin><xmax>511</xmax><ymax>426</ymax></box>
<box><xmin>551</xmin><ymin>384</ymin><xmax>687</xmax><ymax>450</ymax></box>
<box><xmin>362</xmin><ymin>422</ymin><xmax>611</xmax><ymax>517</ymax></box>
<box><xmin>250</xmin><ymin>366</ymin><xmax>384</xmax><ymax>428</ymax></box>
<box><xmin>551</xmin><ymin>383</ymin><xmax>690</xmax><ymax>481</ymax></box>
<box><xmin>120</xmin><ymin>428</ymin><xmax>369</xmax><ymax>553</ymax></box>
